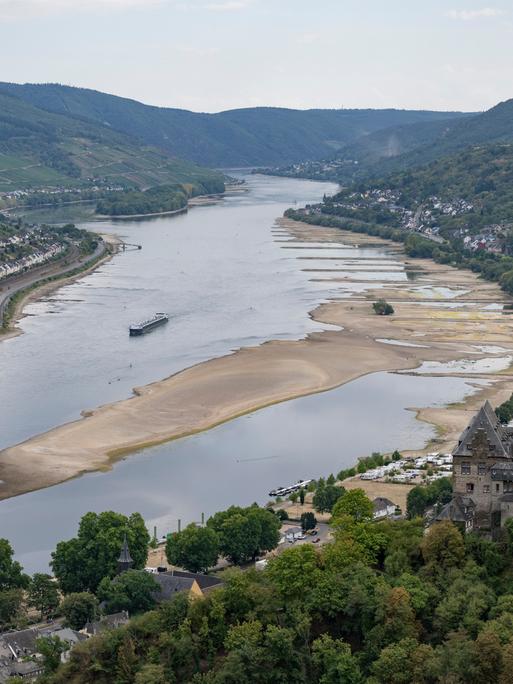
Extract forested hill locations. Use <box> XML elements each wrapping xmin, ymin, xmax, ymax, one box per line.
<box><xmin>372</xmin><ymin>98</ymin><xmax>513</xmax><ymax>177</ymax></box>
<box><xmin>0</xmin><ymin>91</ymin><xmax>224</xmax><ymax>194</ymax></box>
<box><xmin>0</xmin><ymin>82</ymin><xmax>469</xmax><ymax>167</ymax></box>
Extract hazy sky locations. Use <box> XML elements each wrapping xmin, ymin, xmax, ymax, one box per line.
<box><xmin>0</xmin><ymin>0</ymin><xmax>511</xmax><ymax>113</ymax></box>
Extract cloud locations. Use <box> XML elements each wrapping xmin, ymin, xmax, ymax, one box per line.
<box><xmin>446</xmin><ymin>7</ymin><xmax>504</xmax><ymax>20</ymax></box>
<box><xmin>0</xmin><ymin>0</ymin><xmax>163</xmax><ymax>18</ymax></box>
<box><xmin>297</xmin><ymin>33</ymin><xmax>320</xmax><ymax>45</ymax></box>
<box><xmin>204</xmin><ymin>0</ymin><xmax>253</xmax><ymax>11</ymax></box>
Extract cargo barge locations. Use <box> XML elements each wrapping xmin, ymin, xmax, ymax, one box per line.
<box><xmin>129</xmin><ymin>313</ymin><xmax>169</xmax><ymax>336</ymax></box>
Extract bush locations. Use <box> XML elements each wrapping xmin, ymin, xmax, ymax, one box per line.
<box><xmin>373</xmin><ymin>299</ymin><xmax>395</xmax><ymax>315</ymax></box>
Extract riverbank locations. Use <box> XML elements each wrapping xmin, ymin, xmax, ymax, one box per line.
<box><xmin>1</xmin><ymin>217</ymin><xmax>512</xmax><ymax>501</ymax></box>
<box><xmin>0</xmin><ymin>234</ymin><xmax>119</xmax><ymax>343</ymax></box>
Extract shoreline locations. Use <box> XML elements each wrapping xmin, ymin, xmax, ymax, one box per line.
<box><xmin>0</xmin><ymin>234</ymin><xmax>119</xmax><ymax>343</ymax></box>
<box><xmin>1</xmin><ymin>218</ymin><xmax>513</xmax><ymax>500</ymax></box>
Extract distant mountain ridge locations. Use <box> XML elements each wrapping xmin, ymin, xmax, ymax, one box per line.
<box><xmin>0</xmin><ymin>90</ymin><xmax>225</xmax><ymax>194</ymax></box>
<box><xmin>363</xmin><ymin>98</ymin><xmax>513</xmax><ymax>178</ymax></box>
<box><xmin>0</xmin><ymin>82</ymin><xmax>471</xmax><ymax>167</ymax></box>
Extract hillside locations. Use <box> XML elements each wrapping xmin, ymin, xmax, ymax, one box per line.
<box><xmin>0</xmin><ymin>91</ymin><xmax>225</xmax><ymax>195</ymax></box>
<box><xmin>0</xmin><ymin>82</ymin><xmax>469</xmax><ymax>167</ymax></box>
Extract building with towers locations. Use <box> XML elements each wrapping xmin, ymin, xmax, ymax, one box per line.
<box><xmin>437</xmin><ymin>401</ymin><xmax>513</xmax><ymax>536</ymax></box>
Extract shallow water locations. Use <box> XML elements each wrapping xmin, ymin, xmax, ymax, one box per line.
<box><xmin>0</xmin><ymin>371</ymin><xmax>484</xmax><ymax>573</ymax></box>
<box><xmin>410</xmin><ymin>357</ymin><xmax>512</xmax><ymax>375</ymax></box>
<box><xmin>0</xmin><ymin>174</ymin><xmax>504</xmax><ymax>573</ymax></box>
<box><xmin>1</xmin><ymin>175</ymin><xmax>346</xmax><ymax>449</ymax></box>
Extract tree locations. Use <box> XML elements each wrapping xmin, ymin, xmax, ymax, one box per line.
<box><xmin>370</xmin><ymin>638</ymin><xmax>422</xmax><ymax>684</ymax></box>
<box><xmin>421</xmin><ymin>521</ymin><xmax>464</xmax><ymax>572</ymax></box>
<box><xmin>406</xmin><ymin>487</ymin><xmax>427</xmax><ymax>519</ymax></box>
<box><xmin>98</xmin><ymin>569</ymin><xmax>159</xmax><ymax>614</ymax></box>
<box><xmin>166</xmin><ymin>524</ymin><xmax>220</xmax><ymax>574</ymax></box>
<box><xmin>267</xmin><ymin>544</ymin><xmax>321</xmax><ymax>598</ymax></box>
<box><xmin>0</xmin><ymin>589</ymin><xmax>23</xmax><ymax>628</ymax></box>
<box><xmin>300</xmin><ymin>512</ymin><xmax>317</xmax><ymax>532</ymax></box>
<box><xmin>0</xmin><ymin>539</ymin><xmax>29</xmax><ymax>591</ymax></box>
<box><xmin>332</xmin><ymin>489</ymin><xmax>373</xmax><ymax>522</ymax></box>
<box><xmin>28</xmin><ymin>573</ymin><xmax>60</xmax><ymax>620</ymax></box>
<box><xmin>472</xmin><ymin>631</ymin><xmax>503</xmax><ymax>683</ymax></box>
<box><xmin>299</xmin><ymin>488</ymin><xmax>306</xmax><ymax>506</ymax></box>
<box><xmin>61</xmin><ymin>592</ymin><xmax>99</xmax><ymax>630</ymax></box>
<box><xmin>207</xmin><ymin>506</ymin><xmax>280</xmax><ymax>565</ymax></box>
<box><xmin>313</xmin><ymin>485</ymin><xmax>344</xmax><ymax>513</ymax></box>
<box><xmin>51</xmin><ymin>511</ymin><xmax>150</xmax><ymax>593</ymax></box>
<box><xmin>36</xmin><ymin>635</ymin><xmax>67</xmax><ymax>675</ymax></box>
<box><xmin>373</xmin><ymin>299</ymin><xmax>394</xmax><ymax>315</ymax></box>
<box><xmin>311</xmin><ymin>634</ymin><xmax>363</xmax><ymax>683</ymax></box>
<box><xmin>135</xmin><ymin>664</ymin><xmax>167</xmax><ymax>684</ymax></box>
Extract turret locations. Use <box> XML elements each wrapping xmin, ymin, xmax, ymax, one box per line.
<box><xmin>117</xmin><ymin>533</ymin><xmax>133</xmax><ymax>574</ymax></box>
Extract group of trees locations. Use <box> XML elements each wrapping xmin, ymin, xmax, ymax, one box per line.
<box><xmin>95</xmin><ymin>176</ymin><xmax>225</xmax><ymax>217</ymax></box>
<box><xmin>96</xmin><ymin>184</ymin><xmax>188</xmax><ymax>217</ymax></box>
<box><xmin>406</xmin><ymin>478</ymin><xmax>453</xmax><ymax>519</ymax></box>
<box><xmin>166</xmin><ymin>505</ymin><xmax>281</xmax><ymax>572</ymax></box>
<box><xmin>43</xmin><ymin>493</ymin><xmax>513</xmax><ymax>684</ymax></box>
<box><xmin>496</xmin><ymin>392</ymin><xmax>513</xmax><ymax>424</ymax></box>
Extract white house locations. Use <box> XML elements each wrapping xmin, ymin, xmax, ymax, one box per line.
<box><xmin>372</xmin><ymin>497</ymin><xmax>396</xmax><ymax>520</ymax></box>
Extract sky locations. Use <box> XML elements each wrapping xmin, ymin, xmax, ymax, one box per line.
<box><xmin>0</xmin><ymin>0</ymin><xmax>511</xmax><ymax>113</ymax></box>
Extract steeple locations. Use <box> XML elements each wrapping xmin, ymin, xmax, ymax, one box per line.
<box><xmin>117</xmin><ymin>534</ymin><xmax>133</xmax><ymax>574</ymax></box>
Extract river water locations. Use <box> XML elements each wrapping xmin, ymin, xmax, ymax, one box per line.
<box><xmin>0</xmin><ymin>174</ymin><xmax>486</xmax><ymax>572</ymax></box>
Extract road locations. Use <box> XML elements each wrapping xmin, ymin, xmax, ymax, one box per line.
<box><xmin>0</xmin><ymin>240</ymin><xmax>107</xmax><ymax>328</ymax></box>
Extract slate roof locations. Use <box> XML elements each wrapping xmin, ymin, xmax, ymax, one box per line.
<box><xmin>453</xmin><ymin>401</ymin><xmax>512</xmax><ymax>458</ymax></box>
<box><xmin>373</xmin><ymin>497</ymin><xmax>395</xmax><ymax>510</ymax></box>
<box><xmin>118</xmin><ymin>535</ymin><xmax>133</xmax><ymax>564</ymax></box>
<box><xmin>152</xmin><ymin>573</ymin><xmax>199</xmax><ymax>602</ymax></box>
<box><xmin>170</xmin><ymin>570</ymin><xmax>223</xmax><ymax>591</ymax></box>
<box><xmin>436</xmin><ymin>495</ymin><xmax>475</xmax><ymax>523</ymax></box>
<box><xmin>84</xmin><ymin>611</ymin><xmax>129</xmax><ymax>636</ymax></box>
<box><xmin>0</xmin><ymin>628</ymin><xmax>39</xmax><ymax>658</ymax></box>
<box><xmin>49</xmin><ymin>628</ymin><xmax>88</xmax><ymax>646</ymax></box>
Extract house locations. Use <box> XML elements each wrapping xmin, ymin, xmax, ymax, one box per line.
<box><xmin>437</xmin><ymin>401</ymin><xmax>513</xmax><ymax>535</ymax></box>
<box><xmin>151</xmin><ymin>573</ymin><xmax>203</xmax><ymax>603</ymax></box>
<box><xmin>0</xmin><ymin>624</ymin><xmax>86</xmax><ymax>681</ymax></box>
<box><xmin>167</xmin><ymin>570</ymin><xmax>223</xmax><ymax>593</ymax></box>
<box><xmin>435</xmin><ymin>495</ymin><xmax>475</xmax><ymax>533</ymax></box>
<box><xmin>0</xmin><ymin>659</ymin><xmax>44</xmax><ymax>681</ymax></box>
<box><xmin>0</xmin><ymin>628</ymin><xmax>39</xmax><ymax>661</ymax></box>
<box><xmin>46</xmin><ymin>628</ymin><xmax>88</xmax><ymax>662</ymax></box>
<box><xmin>83</xmin><ymin>611</ymin><xmax>130</xmax><ymax>637</ymax></box>
<box><xmin>372</xmin><ymin>497</ymin><xmax>396</xmax><ymax>520</ymax></box>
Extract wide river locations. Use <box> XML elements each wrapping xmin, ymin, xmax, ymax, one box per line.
<box><xmin>0</xmin><ymin>174</ymin><xmax>482</xmax><ymax>572</ymax></box>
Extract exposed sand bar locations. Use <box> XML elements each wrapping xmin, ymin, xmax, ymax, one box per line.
<box><xmin>1</xmin><ymin>218</ymin><xmax>513</xmax><ymax>500</ymax></box>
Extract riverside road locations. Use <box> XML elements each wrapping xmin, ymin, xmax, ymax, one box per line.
<box><xmin>0</xmin><ymin>239</ymin><xmax>107</xmax><ymax>328</ymax></box>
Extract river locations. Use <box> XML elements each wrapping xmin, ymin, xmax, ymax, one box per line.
<box><xmin>0</xmin><ymin>174</ymin><xmax>484</xmax><ymax>572</ymax></box>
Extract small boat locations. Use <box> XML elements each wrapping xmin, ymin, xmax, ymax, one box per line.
<box><xmin>269</xmin><ymin>479</ymin><xmax>313</xmax><ymax>497</ymax></box>
<box><xmin>129</xmin><ymin>312</ymin><xmax>169</xmax><ymax>336</ymax></box>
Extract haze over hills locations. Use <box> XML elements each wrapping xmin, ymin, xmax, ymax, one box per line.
<box><xmin>0</xmin><ymin>82</ymin><xmax>470</xmax><ymax>168</ymax></box>
<box><xmin>0</xmin><ymin>90</ymin><xmax>225</xmax><ymax>194</ymax></box>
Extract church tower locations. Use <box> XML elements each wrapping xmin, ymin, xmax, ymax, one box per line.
<box><xmin>117</xmin><ymin>533</ymin><xmax>133</xmax><ymax>574</ymax></box>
